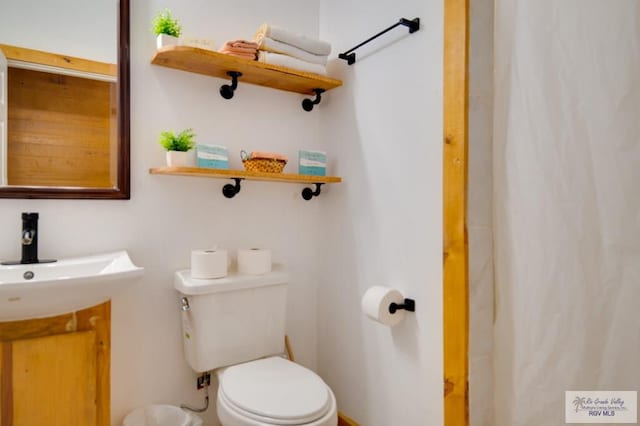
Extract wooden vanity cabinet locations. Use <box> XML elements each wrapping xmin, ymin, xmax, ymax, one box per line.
<box><xmin>0</xmin><ymin>302</ymin><xmax>110</xmax><ymax>426</ymax></box>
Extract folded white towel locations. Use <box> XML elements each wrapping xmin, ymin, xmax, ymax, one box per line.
<box><xmin>255</xmin><ymin>23</ymin><xmax>331</xmax><ymax>56</ymax></box>
<box><xmin>257</xmin><ymin>36</ymin><xmax>328</xmax><ymax>65</ymax></box>
<box><xmin>258</xmin><ymin>51</ymin><xmax>326</xmax><ymax>76</ymax></box>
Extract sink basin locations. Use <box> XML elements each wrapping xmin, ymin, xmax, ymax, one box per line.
<box><xmin>0</xmin><ymin>250</ymin><xmax>143</xmax><ymax>321</ymax></box>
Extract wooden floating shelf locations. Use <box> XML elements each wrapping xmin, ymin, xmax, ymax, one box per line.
<box><xmin>150</xmin><ymin>167</ymin><xmax>341</xmax><ymax>200</ymax></box>
<box><xmin>151</xmin><ymin>46</ymin><xmax>342</xmax><ymax>95</ymax></box>
<box><xmin>149</xmin><ymin>167</ymin><xmax>341</xmax><ymax>184</ymax></box>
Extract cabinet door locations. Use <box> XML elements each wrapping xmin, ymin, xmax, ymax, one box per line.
<box><xmin>6</xmin><ymin>331</ymin><xmax>97</xmax><ymax>426</ymax></box>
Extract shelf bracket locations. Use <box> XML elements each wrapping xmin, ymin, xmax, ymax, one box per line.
<box><xmin>301</xmin><ymin>183</ymin><xmax>324</xmax><ymax>200</ymax></box>
<box><xmin>220</xmin><ymin>71</ymin><xmax>242</xmax><ymax>99</ymax></box>
<box><xmin>222</xmin><ymin>178</ymin><xmax>242</xmax><ymax>198</ymax></box>
<box><xmin>302</xmin><ymin>89</ymin><xmax>325</xmax><ymax>112</ymax></box>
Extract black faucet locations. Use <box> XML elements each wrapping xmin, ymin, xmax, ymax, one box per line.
<box><xmin>21</xmin><ymin>212</ymin><xmax>40</xmax><ymax>264</ymax></box>
<box><xmin>0</xmin><ymin>212</ymin><xmax>56</xmax><ymax>266</ymax></box>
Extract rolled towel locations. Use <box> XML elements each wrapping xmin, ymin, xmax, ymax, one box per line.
<box><xmin>255</xmin><ymin>36</ymin><xmax>327</xmax><ymax>65</ymax></box>
<box><xmin>258</xmin><ymin>51</ymin><xmax>326</xmax><ymax>75</ymax></box>
<box><xmin>255</xmin><ymin>23</ymin><xmax>331</xmax><ymax>56</ymax></box>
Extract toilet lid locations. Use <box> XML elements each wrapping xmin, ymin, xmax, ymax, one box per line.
<box><xmin>219</xmin><ymin>357</ymin><xmax>332</xmax><ymax>424</ymax></box>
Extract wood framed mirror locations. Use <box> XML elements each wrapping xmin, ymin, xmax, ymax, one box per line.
<box><xmin>0</xmin><ymin>0</ymin><xmax>129</xmax><ymax>199</ymax></box>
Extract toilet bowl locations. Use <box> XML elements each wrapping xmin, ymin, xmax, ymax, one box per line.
<box><xmin>216</xmin><ymin>357</ymin><xmax>337</xmax><ymax>426</ymax></box>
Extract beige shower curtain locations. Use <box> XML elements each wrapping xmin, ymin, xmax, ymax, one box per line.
<box><xmin>493</xmin><ymin>1</ymin><xmax>640</xmax><ymax>425</ymax></box>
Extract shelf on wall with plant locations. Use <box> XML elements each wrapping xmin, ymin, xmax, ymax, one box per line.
<box><xmin>151</xmin><ymin>48</ymin><xmax>342</xmax><ymax>96</ymax></box>
<box><xmin>152</xmin><ymin>127</ymin><xmax>340</xmax><ymax>199</ymax></box>
<box><xmin>149</xmin><ymin>166</ymin><xmax>341</xmax><ymax>184</ymax></box>
<box><xmin>152</xmin><ymin>151</ymin><xmax>340</xmax><ymax>201</ymax></box>
<box><xmin>148</xmin><ymin>166</ymin><xmax>341</xmax><ymax>200</ymax></box>
<box><xmin>149</xmin><ymin>9</ymin><xmax>342</xmax><ymax>110</ymax></box>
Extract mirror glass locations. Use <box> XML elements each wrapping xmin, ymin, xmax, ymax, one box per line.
<box><xmin>0</xmin><ymin>0</ymin><xmax>129</xmax><ymax>199</ymax></box>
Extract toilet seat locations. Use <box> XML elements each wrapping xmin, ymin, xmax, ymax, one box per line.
<box><xmin>217</xmin><ymin>356</ymin><xmax>337</xmax><ymax>426</ymax></box>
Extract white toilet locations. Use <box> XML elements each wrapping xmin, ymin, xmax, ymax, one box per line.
<box><xmin>174</xmin><ymin>265</ymin><xmax>337</xmax><ymax>426</ymax></box>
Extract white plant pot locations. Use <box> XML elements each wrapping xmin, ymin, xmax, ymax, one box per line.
<box><xmin>166</xmin><ymin>151</ymin><xmax>193</xmax><ymax>167</ymax></box>
<box><xmin>157</xmin><ymin>34</ymin><xmax>179</xmax><ymax>49</ymax></box>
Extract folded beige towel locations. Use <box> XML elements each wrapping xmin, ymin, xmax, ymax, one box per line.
<box><xmin>255</xmin><ymin>36</ymin><xmax>327</xmax><ymax>65</ymax></box>
<box><xmin>223</xmin><ymin>40</ymin><xmax>259</xmax><ymax>49</ymax></box>
<box><xmin>219</xmin><ymin>50</ymin><xmax>257</xmax><ymax>60</ymax></box>
<box><xmin>255</xmin><ymin>23</ymin><xmax>331</xmax><ymax>56</ymax></box>
<box><xmin>218</xmin><ymin>40</ymin><xmax>258</xmax><ymax>60</ymax></box>
<box><xmin>258</xmin><ymin>51</ymin><xmax>326</xmax><ymax>75</ymax></box>
<box><xmin>221</xmin><ymin>45</ymin><xmax>256</xmax><ymax>54</ymax></box>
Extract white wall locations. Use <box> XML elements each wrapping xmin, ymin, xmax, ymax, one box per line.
<box><xmin>0</xmin><ymin>1</ymin><xmax>324</xmax><ymax>425</ymax></box>
<box><xmin>1</xmin><ymin>0</ymin><xmax>447</xmax><ymax>424</ymax></box>
<box><xmin>317</xmin><ymin>1</ymin><xmax>443</xmax><ymax>425</ymax></box>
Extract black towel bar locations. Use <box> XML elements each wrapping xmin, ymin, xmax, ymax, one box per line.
<box><xmin>338</xmin><ymin>17</ymin><xmax>420</xmax><ymax>65</ymax></box>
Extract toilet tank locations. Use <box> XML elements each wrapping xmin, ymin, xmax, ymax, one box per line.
<box><xmin>174</xmin><ymin>265</ymin><xmax>288</xmax><ymax>373</ymax></box>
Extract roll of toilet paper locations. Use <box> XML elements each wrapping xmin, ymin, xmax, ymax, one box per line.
<box><xmin>191</xmin><ymin>249</ymin><xmax>228</xmax><ymax>279</ymax></box>
<box><xmin>237</xmin><ymin>248</ymin><xmax>272</xmax><ymax>275</ymax></box>
<box><xmin>361</xmin><ymin>286</ymin><xmax>406</xmax><ymax>326</ymax></box>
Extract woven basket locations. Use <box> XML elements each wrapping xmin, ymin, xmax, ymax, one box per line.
<box><xmin>243</xmin><ymin>158</ymin><xmax>287</xmax><ymax>173</ymax></box>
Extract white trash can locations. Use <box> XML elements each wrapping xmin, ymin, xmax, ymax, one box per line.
<box><xmin>123</xmin><ymin>405</ymin><xmax>203</xmax><ymax>426</ymax></box>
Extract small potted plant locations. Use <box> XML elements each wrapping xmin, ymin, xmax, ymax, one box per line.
<box><xmin>152</xmin><ymin>8</ymin><xmax>182</xmax><ymax>49</ymax></box>
<box><xmin>159</xmin><ymin>128</ymin><xmax>196</xmax><ymax>167</ymax></box>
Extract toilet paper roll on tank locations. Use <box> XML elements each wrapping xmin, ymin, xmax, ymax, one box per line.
<box><xmin>191</xmin><ymin>249</ymin><xmax>229</xmax><ymax>279</ymax></box>
<box><xmin>190</xmin><ymin>248</ymin><xmax>273</xmax><ymax>278</ymax></box>
<box><xmin>237</xmin><ymin>248</ymin><xmax>272</xmax><ymax>275</ymax></box>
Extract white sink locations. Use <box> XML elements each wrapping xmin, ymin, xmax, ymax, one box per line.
<box><xmin>0</xmin><ymin>250</ymin><xmax>143</xmax><ymax>320</ymax></box>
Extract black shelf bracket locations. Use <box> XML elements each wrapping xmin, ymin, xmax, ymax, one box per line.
<box><xmin>222</xmin><ymin>179</ymin><xmax>329</xmax><ymax>200</ymax></box>
<box><xmin>301</xmin><ymin>183</ymin><xmax>324</xmax><ymax>200</ymax></box>
<box><xmin>222</xmin><ymin>178</ymin><xmax>243</xmax><ymax>198</ymax></box>
<box><xmin>302</xmin><ymin>89</ymin><xmax>325</xmax><ymax>112</ymax></box>
<box><xmin>220</xmin><ymin>71</ymin><xmax>242</xmax><ymax>99</ymax></box>
<box><xmin>389</xmin><ymin>298</ymin><xmax>416</xmax><ymax>314</ymax></box>
<box><xmin>338</xmin><ymin>17</ymin><xmax>420</xmax><ymax>65</ymax></box>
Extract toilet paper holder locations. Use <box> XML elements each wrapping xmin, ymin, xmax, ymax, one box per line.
<box><xmin>389</xmin><ymin>298</ymin><xmax>416</xmax><ymax>314</ymax></box>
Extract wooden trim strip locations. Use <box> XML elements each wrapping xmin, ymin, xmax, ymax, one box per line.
<box><xmin>284</xmin><ymin>335</ymin><xmax>295</xmax><ymax>362</ymax></box>
<box><xmin>2</xmin><ymin>342</ymin><xmax>13</xmax><ymax>426</ymax></box>
<box><xmin>77</xmin><ymin>301</ymin><xmax>111</xmax><ymax>426</ymax></box>
<box><xmin>337</xmin><ymin>411</ymin><xmax>359</xmax><ymax>426</ymax></box>
<box><xmin>0</xmin><ymin>44</ymin><xmax>116</xmax><ymax>77</ymax></box>
<box><xmin>443</xmin><ymin>0</ymin><xmax>470</xmax><ymax>425</ymax></box>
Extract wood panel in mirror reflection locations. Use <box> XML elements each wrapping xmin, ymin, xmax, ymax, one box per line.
<box><xmin>0</xmin><ymin>0</ymin><xmax>129</xmax><ymax>199</ymax></box>
<box><xmin>7</xmin><ymin>66</ymin><xmax>117</xmax><ymax>188</ymax></box>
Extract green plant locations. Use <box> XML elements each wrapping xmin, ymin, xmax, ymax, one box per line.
<box><xmin>152</xmin><ymin>9</ymin><xmax>182</xmax><ymax>37</ymax></box>
<box><xmin>159</xmin><ymin>128</ymin><xmax>195</xmax><ymax>151</ymax></box>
